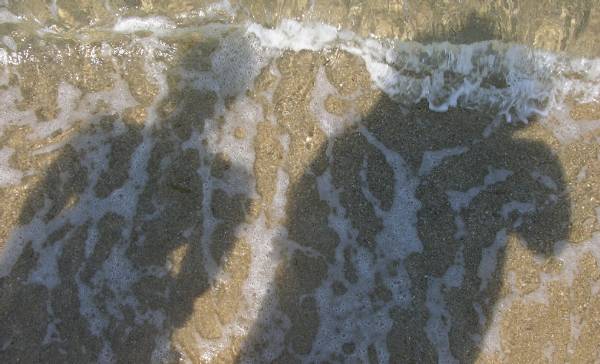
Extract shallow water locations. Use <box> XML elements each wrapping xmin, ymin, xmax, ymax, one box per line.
<box><xmin>1</xmin><ymin>1</ymin><xmax>600</xmax><ymax>363</ymax></box>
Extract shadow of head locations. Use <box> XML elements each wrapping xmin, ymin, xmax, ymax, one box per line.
<box><xmin>414</xmin><ymin>10</ymin><xmax>498</xmax><ymax>44</ymax></box>
<box><xmin>0</xmin><ymin>29</ymin><xmax>258</xmax><ymax>363</ymax></box>
<box><xmin>239</xmin><ymin>54</ymin><xmax>571</xmax><ymax>362</ymax></box>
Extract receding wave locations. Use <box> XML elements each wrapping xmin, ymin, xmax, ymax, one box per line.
<box><xmin>1</xmin><ymin>4</ymin><xmax>600</xmax><ymax>363</ymax></box>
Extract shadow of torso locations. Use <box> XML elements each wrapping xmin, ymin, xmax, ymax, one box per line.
<box><xmin>0</xmin><ymin>104</ymin><xmax>250</xmax><ymax>363</ymax></box>
<box><xmin>0</xmin><ymin>36</ymin><xmax>255</xmax><ymax>363</ymax></box>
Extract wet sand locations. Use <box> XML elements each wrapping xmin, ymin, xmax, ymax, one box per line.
<box><xmin>1</xmin><ymin>2</ymin><xmax>600</xmax><ymax>363</ymax></box>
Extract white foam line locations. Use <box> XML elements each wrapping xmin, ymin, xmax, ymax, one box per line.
<box><xmin>113</xmin><ymin>16</ymin><xmax>176</xmax><ymax>34</ymax></box>
<box><xmin>426</xmin><ymin>277</ymin><xmax>460</xmax><ymax>364</ymax></box>
<box><xmin>247</xmin><ymin>19</ymin><xmax>600</xmax><ymax>126</ymax></box>
<box><xmin>359</xmin><ymin>126</ymin><xmax>422</xmax><ymax>258</ymax></box>
<box><xmin>419</xmin><ymin>146</ymin><xmax>469</xmax><ymax>177</ymax></box>
<box><xmin>299</xmin><ymin>127</ymin><xmax>422</xmax><ymax>362</ymax></box>
<box><xmin>310</xmin><ymin>167</ymin><xmax>396</xmax><ymax>363</ymax></box>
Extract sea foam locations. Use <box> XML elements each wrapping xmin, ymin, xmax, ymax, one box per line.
<box><xmin>247</xmin><ymin>20</ymin><xmax>600</xmax><ymax>124</ymax></box>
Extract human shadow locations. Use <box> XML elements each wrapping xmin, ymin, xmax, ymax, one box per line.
<box><xmin>413</xmin><ymin>10</ymin><xmax>498</xmax><ymax>45</ymax></box>
<box><xmin>0</xmin><ymin>27</ymin><xmax>574</xmax><ymax>364</ymax></box>
<box><xmin>237</xmin><ymin>54</ymin><xmax>571</xmax><ymax>362</ymax></box>
<box><xmin>0</xmin><ymin>32</ymin><xmax>257</xmax><ymax>363</ymax></box>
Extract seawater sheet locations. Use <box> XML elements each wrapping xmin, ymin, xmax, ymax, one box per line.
<box><xmin>1</xmin><ymin>5</ymin><xmax>600</xmax><ymax>364</ymax></box>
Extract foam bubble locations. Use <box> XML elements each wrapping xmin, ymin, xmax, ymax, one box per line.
<box><xmin>211</xmin><ymin>32</ymin><xmax>267</xmax><ymax>97</ymax></box>
<box><xmin>113</xmin><ymin>16</ymin><xmax>176</xmax><ymax>34</ymax></box>
<box><xmin>0</xmin><ymin>147</ymin><xmax>23</xmax><ymax>186</ymax></box>
<box><xmin>0</xmin><ymin>8</ymin><xmax>20</xmax><ymax>24</ymax></box>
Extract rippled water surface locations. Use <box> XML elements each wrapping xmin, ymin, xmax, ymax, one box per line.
<box><xmin>1</xmin><ymin>1</ymin><xmax>600</xmax><ymax>363</ymax></box>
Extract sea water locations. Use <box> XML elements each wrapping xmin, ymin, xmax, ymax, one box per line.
<box><xmin>1</xmin><ymin>1</ymin><xmax>600</xmax><ymax>363</ymax></box>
